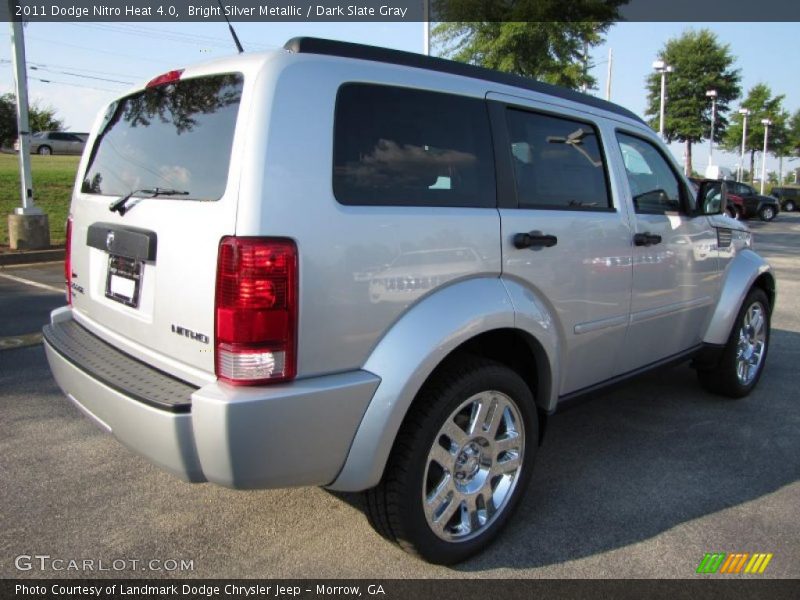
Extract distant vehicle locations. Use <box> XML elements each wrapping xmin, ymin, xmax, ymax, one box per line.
<box><xmin>726</xmin><ymin>181</ymin><xmax>780</xmax><ymax>221</ymax></box>
<box><xmin>14</xmin><ymin>131</ymin><xmax>88</xmax><ymax>155</ymax></box>
<box><xmin>691</xmin><ymin>178</ymin><xmax>779</xmax><ymax>222</ymax></box>
<box><xmin>771</xmin><ymin>186</ymin><xmax>800</xmax><ymax>212</ymax></box>
<box><xmin>689</xmin><ymin>177</ymin><xmax>742</xmax><ymax>220</ymax></box>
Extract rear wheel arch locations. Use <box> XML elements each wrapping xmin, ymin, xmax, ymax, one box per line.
<box><xmin>381</xmin><ymin>327</ymin><xmax>552</xmax><ymax>468</ymax></box>
<box><xmin>438</xmin><ymin>328</ymin><xmax>551</xmax><ymax>436</ymax></box>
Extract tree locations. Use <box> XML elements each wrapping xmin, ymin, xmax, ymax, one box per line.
<box><xmin>722</xmin><ymin>84</ymin><xmax>787</xmax><ymax>184</ymax></box>
<box><xmin>644</xmin><ymin>29</ymin><xmax>741</xmax><ymax>176</ymax></box>
<box><xmin>778</xmin><ymin>110</ymin><xmax>800</xmax><ymax>183</ymax></box>
<box><xmin>432</xmin><ymin>1</ymin><xmax>629</xmax><ymax>90</ymax></box>
<box><xmin>0</xmin><ymin>93</ymin><xmax>64</xmax><ymax>146</ymax></box>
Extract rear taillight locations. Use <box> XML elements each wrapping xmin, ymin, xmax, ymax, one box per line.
<box><xmin>64</xmin><ymin>216</ymin><xmax>73</xmax><ymax>305</ymax></box>
<box><xmin>215</xmin><ymin>237</ymin><xmax>297</xmax><ymax>385</ymax></box>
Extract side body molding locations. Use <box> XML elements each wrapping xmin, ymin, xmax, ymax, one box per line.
<box><xmin>328</xmin><ymin>276</ymin><xmax>561</xmax><ymax>492</ymax></box>
<box><xmin>703</xmin><ymin>248</ymin><xmax>774</xmax><ymax>345</ymax></box>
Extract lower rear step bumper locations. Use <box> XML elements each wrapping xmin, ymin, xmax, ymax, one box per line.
<box><xmin>43</xmin><ymin>307</ymin><xmax>381</xmax><ymax>488</ymax></box>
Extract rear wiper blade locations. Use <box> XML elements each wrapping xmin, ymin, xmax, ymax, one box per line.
<box><xmin>109</xmin><ymin>187</ymin><xmax>190</xmax><ymax>216</ymax></box>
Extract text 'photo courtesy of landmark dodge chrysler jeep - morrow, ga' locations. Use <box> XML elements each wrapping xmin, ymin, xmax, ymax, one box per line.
<box><xmin>43</xmin><ymin>37</ymin><xmax>776</xmax><ymax>565</ymax></box>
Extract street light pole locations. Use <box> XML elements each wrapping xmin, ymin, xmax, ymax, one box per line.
<box><xmin>652</xmin><ymin>60</ymin><xmax>673</xmax><ymax>139</ymax></box>
<box><xmin>422</xmin><ymin>0</ymin><xmax>429</xmax><ymax>55</ymax></box>
<box><xmin>9</xmin><ymin>17</ymin><xmax>36</xmax><ymax>214</ymax></box>
<box><xmin>761</xmin><ymin>119</ymin><xmax>771</xmax><ymax>194</ymax></box>
<box><xmin>7</xmin><ymin>7</ymin><xmax>50</xmax><ymax>251</ymax></box>
<box><xmin>706</xmin><ymin>89</ymin><xmax>718</xmax><ymax>167</ymax></box>
<box><xmin>738</xmin><ymin>108</ymin><xmax>750</xmax><ymax>182</ymax></box>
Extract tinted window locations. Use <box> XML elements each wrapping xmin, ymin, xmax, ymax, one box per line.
<box><xmin>333</xmin><ymin>84</ymin><xmax>495</xmax><ymax>208</ymax></box>
<box><xmin>506</xmin><ymin>109</ymin><xmax>611</xmax><ymax>210</ymax></box>
<box><xmin>82</xmin><ymin>73</ymin><xmax>243</xmax><ymax>201</ymax></box>
<box><xmin>617</xmin><ymin>133</ymin><xmax>684</xmax><ymax>214</ymax></box>
<box><xmin>732</xmin><ymin>182</ymin><xmax>754</xmax><ymax>196</ymax></box>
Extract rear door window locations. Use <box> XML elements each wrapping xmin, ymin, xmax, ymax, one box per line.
<box><xmin>333</xmin><ymin>83</ymin><xmax>495</xmax><ymax>208</ymax></box>
<box><xmin>82</xmin><ymin>73</ymin><xmax>243</xmax><ymax>201</ymax></box>
<box><xmin>505</xmin><ymin>109</ymin><xmax>611</xmax><ymax>210</ymax></box>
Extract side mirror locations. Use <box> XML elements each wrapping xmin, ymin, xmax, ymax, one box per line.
<box><xmin>696</xmin><ymin>180</ymin><xmax>728</xmax><ymax>216</ymax></box>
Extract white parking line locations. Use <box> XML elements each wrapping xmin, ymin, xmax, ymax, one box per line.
<box><xmin>0</xmin><ymin>272</ymin><xmax>63</xmax><ymax>293</ymax></box>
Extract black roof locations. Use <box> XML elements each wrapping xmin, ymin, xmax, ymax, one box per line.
<box><xmin>284</xmin><ymin>36</ymin><xmax>645</xmax><ymax>125</ymax></box>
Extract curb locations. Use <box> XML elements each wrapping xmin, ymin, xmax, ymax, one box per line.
<box><xmin>0</xmin><ymin>248</ymin><xmax>65</xmax><ymax>266</ymax></box>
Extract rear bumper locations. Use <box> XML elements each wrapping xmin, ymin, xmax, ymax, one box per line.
<box><xmin>43</xmin><ymin>307</ymin><xmax>380</xmax><ymax>488</ymax></box>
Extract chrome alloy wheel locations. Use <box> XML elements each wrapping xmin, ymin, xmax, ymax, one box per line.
<box><xmin>422</xmin><ymin>391</ymin><xmax>525</xmax><ymax>542</ymax></box>
<box><xmin>736</xmin><ymin>301</ymin><xmax>767</xmax><ymax>385</ymax></box>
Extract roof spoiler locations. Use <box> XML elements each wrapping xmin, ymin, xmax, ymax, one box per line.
<box><xmin>283</xmin><ymin>36</ymin><xmax>645</xmax><ymax>125</ymax></box>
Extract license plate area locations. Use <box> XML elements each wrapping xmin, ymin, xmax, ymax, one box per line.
<box><xmin>105</xmin><ymin>255</ymin><xmax>142</xmax><ymax>308</ymax></box>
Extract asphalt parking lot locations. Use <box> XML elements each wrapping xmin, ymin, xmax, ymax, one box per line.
<box><xmin>1</xmin><ymin>215</ymin><xmax>799</xmax><ymax>580</ymax></box>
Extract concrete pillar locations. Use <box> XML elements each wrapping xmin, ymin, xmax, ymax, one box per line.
<box><xmin>8</xmin><ymin>212</ymin><xmax>50</xmax><ymax>250</ymax></box>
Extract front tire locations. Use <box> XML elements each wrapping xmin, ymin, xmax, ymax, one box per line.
<box><xmin>37</xmin><ymin>145</ymin><xmax>52</xmax><ymax>155</ymax></box>
<box><xmin>759</xmin><ymin>205</ymin><xmax>776</xmax><ymax>221</ymax></box>
<box><xmin>364</xmin><ymin>357</ymin><xmax>537</xmax><ymax>565</ymax></box>
<box><xmin>784</xmin><ymin>200</ymin><xmax>795</xmax><ymax>212</ymax></box>
<box><xmin>698</xmin><ymin>288</ymin><xmax>770</xmax><ymax>398</ymax></box>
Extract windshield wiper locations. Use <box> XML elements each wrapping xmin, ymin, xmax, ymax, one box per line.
<box><xmin>109</xmin><ymin>187</ymin><xmax>190</xmax><ymax>216</ymax></box>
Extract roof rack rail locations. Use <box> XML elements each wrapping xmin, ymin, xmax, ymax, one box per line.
<box><xmin>283</xmin><ymin>36</ymin><xmax>644</xmax><ymax>125</ymax></box>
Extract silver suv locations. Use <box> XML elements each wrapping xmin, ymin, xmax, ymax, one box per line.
<box><xmin>43</xmin><ymin>37</ymin><xmax>775</xmax><ymax>565</ymax></box>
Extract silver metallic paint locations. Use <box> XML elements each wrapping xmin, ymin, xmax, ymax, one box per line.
<box><xmin>703</xmin><ymin>248</ymin><xmax>774</xmax><ymax>345</ymax></box>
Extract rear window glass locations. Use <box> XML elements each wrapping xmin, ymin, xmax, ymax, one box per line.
<box><xmin>82</xmin><ymin>73</ymin><xmax>243</xmax><ymax>201</ymax></box>
<box><xmin>333</xmin><ymin>83</ymin><xmax>495</xmax><ymax>208</ymax></box>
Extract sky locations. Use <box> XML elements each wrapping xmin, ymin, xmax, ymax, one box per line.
<box><xmin>1</xmin><ymin>20</ymin><xmax>798</xmax><ymax>178</ymax></box>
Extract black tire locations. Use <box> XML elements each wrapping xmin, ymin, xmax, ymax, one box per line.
<box><xmin>759</xmin><ymin>205</ymin><xmax>776</xmax><ymax>221</ymax></box>
<box><xmin>697</xmin><ymin>288</ymin><xmax>770</xmax><ymax>398</ymax></box>
<box><xmin>364</xmin><ymin>356</ymin><xmax>538</xmax><ymax>565</ymax></box>
<box><xmin>37</xmin><ymin>145</ymin><xmax>52</xmax><ymax>155</ymax></box>
<box><xmin>784</xmin><ymin>200</ymin><xmax>795</xmax><ymax>212</ymax></box>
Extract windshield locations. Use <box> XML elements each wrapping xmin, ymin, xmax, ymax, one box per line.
<box><xmin>82</xmin><ymin>73</ymin><xmax>243</xmax><ymax>201</ymax></box>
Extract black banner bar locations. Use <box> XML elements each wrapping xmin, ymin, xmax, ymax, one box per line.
<box><xmin>1</xmin><ymin>0</ymin><xmax>799</xmax><ymax>22</ymax></box>
<box><xmin>3</xmin><ymin>579</ymin><xmax>800</xmax><ymax>600</ymax></box>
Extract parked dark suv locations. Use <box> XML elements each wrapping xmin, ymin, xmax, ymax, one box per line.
<box><xmin>726</xmin><ymin>181</ymin><xmax>780</xmax><ymax>221</ymax></box>
<box><xmin>771</xmin><ymin>186</ymin><xmax>800</xmax><ymax>212</ymax></box>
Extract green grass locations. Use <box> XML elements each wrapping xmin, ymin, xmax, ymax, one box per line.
<box><xmin>0</xmin><ymin>153</ymin><xmax>79</xmax><ymax>246</ymax></box>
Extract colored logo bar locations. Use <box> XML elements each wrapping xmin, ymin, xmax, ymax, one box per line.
<box><xmin>696</xmin><ymin>552</ymin><xmax>773</xmax><ymax>574</ymax></box>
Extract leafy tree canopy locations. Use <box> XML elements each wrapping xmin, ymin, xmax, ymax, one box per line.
<box><xmin>722</xmin><ymin>84</ymin><xmax>788</xmax><ymax>155</ymax></box>
<box><xmin>645</xmin><ymin>28</ymin><xmax>740</xmax><ymax>145</ymax></box>
<box><xmin>0</xmin><ymin>93</ymin><xmax>64</xmax><ymax>146</ymax></box>
<box><xmin>432</xmin><ymin>1</ymin><xmax>629</xmax><ymax>90</ymax></box>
